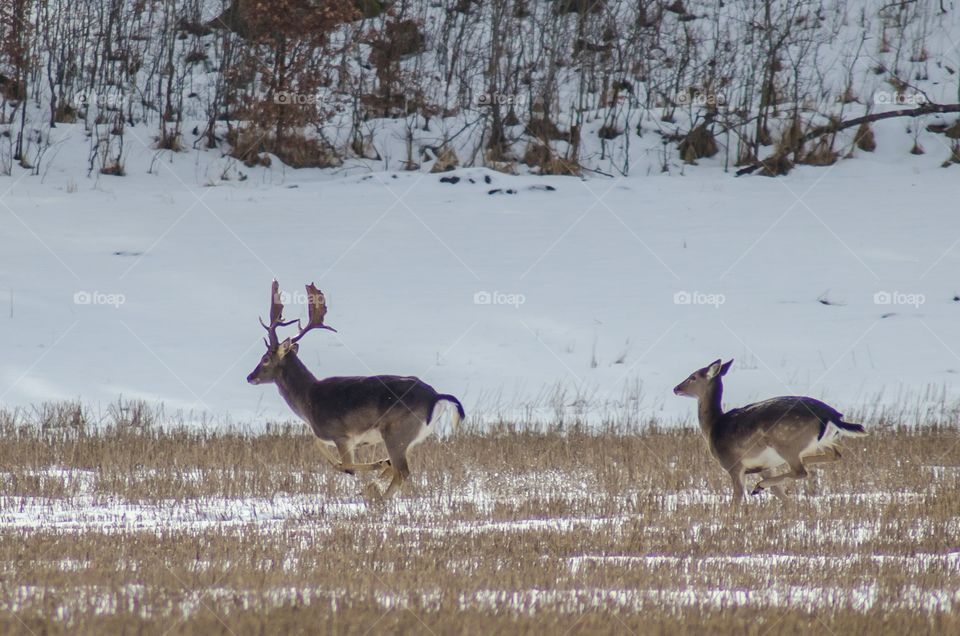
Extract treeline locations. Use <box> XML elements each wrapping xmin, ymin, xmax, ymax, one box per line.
<box><xmin>1</xmin><ymin>0</ymin><xmax>957</xmax><ymax>178</ymax></box>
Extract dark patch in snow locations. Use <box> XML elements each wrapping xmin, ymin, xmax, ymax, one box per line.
<box><xmin>880</xmin><ymin>312</ymin><xmax>896</xmax><ymax>319</ymax></box>
<box><xmin>528</xmin><ymin>184</ymin><xmax>556</xmax><ymax>191</ymax></box>
<box><xmin>488</xmin><ymin>188</ymin><xmax>517</xmax><ymax>195</ymax></box>
<box><xmin>817</xmin><ymin>292</ymin><xmax>843</xmax><ymax>306</ymax></box>
<box><xmin>484</xmin><ymin>175</ymin><xmax>492</xmax><ymax>184</ymax></box>
<box><xmin>439</xmin><ymin>176</ymin><xmax>460</xmax><ymax>184</ymax></box>
<box><xmin>113</xmin><ymin>251</ymin><xmax>143</xmax><ymax>257</ymax></box>
<box><xmin>953</xmin><ymin>295</ymin><xmax>960</xmax><ymax>302</ymax></box>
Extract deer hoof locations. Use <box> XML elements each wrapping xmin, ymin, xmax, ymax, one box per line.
<box><xmin>364</xmin><ymin>482</ymin><xmax>384</xmax><ymax>502</ymax></box>
<box><xmin>751</xmin><ymin>485</ymin><xmax>765</xmax><ymax>496</ymax></box>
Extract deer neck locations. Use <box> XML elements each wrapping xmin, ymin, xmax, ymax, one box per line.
<box><xmin>696</xmin><ymin>382</ymin><xmax>724</xmax><ymax>436</ymax></box>
<box><xmin>274</xmin><ymin>354</ymin><xmax>318</xmax><ymax>421</ymax></box>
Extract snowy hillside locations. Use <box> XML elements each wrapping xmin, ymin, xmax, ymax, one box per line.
<box><xmin>4</xmin><ymin>0</ymin><xmax>960</xmax><ymax>178</ymax></box>
<box><xmin>1</xmin><ymin>119</ymin><xmax>959</xmax><ymax>427</ymax></box>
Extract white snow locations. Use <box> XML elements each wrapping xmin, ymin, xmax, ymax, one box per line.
<box><xmin>2</xmin><ymin>120</ymin><xmax>959</xmax><ymax>427</ymax></box>
<box><xmin>1</xmin><ymin>464</ymin><xmax>955</xmax><ymax>619</ymax></box>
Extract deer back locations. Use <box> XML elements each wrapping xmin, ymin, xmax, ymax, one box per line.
<box><xmin>711</xmin><ymin>396</ymin><xmax>843</xmax><ymax>464</ymax></box>
<box><xmin>302</xmin><ymin>375</ymin><xmax>439</xmax><ymax>440</ymax></box>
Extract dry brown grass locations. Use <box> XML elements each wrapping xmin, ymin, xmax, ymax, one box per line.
<box><xmin>226</xmin><ymin>127</ymin><xmax>341</xmax><ymax>169</ymax></box>
<box><xmin>678</xmin><ymin>124</ymin><xmax>719</xmax><ymax>163</ymax></box>
<box><xmin>0</xmin><ymin>402</ymin><xmax>958</xmax><ymax>634</ymax></box>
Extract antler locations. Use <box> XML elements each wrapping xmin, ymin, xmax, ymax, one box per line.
<box><xmin>259</xmin><ymin>280</ymin><xmax>295</xmax><ymax>348</ymax></box>
<box><xmin>290</xmin><ymin>283</ymin><xmax>337</xmax><ymax>343</ymax></box>
<box><xmin>259</xmin><ymin>280</ymin><xmax>335</xmax><ymax>348</ymax></box>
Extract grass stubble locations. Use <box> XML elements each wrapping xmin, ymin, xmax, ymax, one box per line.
<box><xmin>0</xmin><ymin>402</ymin><xmax>957</xmax><ymax>635</ymax></box>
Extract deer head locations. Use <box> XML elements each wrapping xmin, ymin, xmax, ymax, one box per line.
<box><xmin>673</xmin><ymin>359</ymin><xmax>733</xmax><ymax>399</ymax></box>
<box><xmin>247</xmin><ymin>280</ymin><xmax>336</xmax><ymax>385</ymax></box>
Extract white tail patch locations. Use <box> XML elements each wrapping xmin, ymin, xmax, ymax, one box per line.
<box><xmin>409</xmin><ymin>399</ymin><xmax>455</xmax><ymax>449</ymax></box>
<box><xmin>429</xmin><ymin>399</ymin><xmax>463</xmax><ymax>428</ymax></box>
<box><xmin>423</xmin><ymin>399</ymin><xmax>463</xmax><ymax>445</ymax></box>
<box><xmin>825</xmin><ymin>420</ymin><xmax>867</xmax><ymax>439</ymax></box>
<box><xmin>822</xmin><ymin>421</ymin><xmax>844</xmax><ymax>443</ymax></box>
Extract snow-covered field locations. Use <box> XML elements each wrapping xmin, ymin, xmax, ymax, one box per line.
<box><xmin>1</xmin><ymin>425</ymin><xmax>957</xmax><ymax>633</ymax></box>
<box><xmin>1</xmin><ymin>119</ymin><xmax>959</xmax><ymax>426</ymax></box>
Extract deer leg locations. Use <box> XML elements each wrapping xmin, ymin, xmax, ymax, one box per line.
<box><xmin>334</xmin><ymin>442</ymin><xmax>357</xmax><ymax>475</ymax></box>
<box><xmin>759</xmin><ymin>468</ymin><xmax>789</xmax><ymax>502</ymax></box>
<box><xmin>727</xmin><ymin>467</ymin><xmax>745</xmax><ymax>509</ymax></box>
<box><xmin>331</xmin><ymin>441</ymin><xmax>392</xmax><ymax>474</ymax></box>
<box><xmin>339</xmin><ymin>458</ymin><xmax>393</xmax><ymax>473</ymax></box>
<box><xmin>752</xmin><ymin>457</ymin><xmax>808</xmax><ymax>495</ymax></box>
<box><xmin>802</xmin><ymin>447</ymin><xmax>842</xmax><ymax>468</ymax></box>
<box><xmin>363</xmin><ymin>480</ymin><xmax>386</xmax><ymax>502</ymax></box>
<box><xmin>360</xmin><ymin>459</ymin><xmax>403</xmax><ymax>500</ymax></box>
<box><xmin>382</xmin><ymin>446</ymin><xmax>411</xmax><ymax>499</ymax></box>
<box><xmin>383</xmin><ymin>466</ymin><xmax>407</xmax><ymax>498</ymax></box>
<box><xmin>315</xmin><ymin>439</ymin><xmax>344</xmax><ymax>469</ymax></box>
<box><xmin>376</xmin><ymin>420</ymin><xmax>421</xmax><ymax>498</ymax></box>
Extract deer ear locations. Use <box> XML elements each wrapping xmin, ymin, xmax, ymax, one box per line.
<box><xmin>706</xmin><ymin>359</ymin><xmax>723</xmax><ymax>378</ymax></box>
<box><xmin>720</xmin><ymin>359</ymin><xmax>733</xmax><ymax>376</ymax></box>
<box><xmin>277</xmin><ymin>339</ymin><xmax>298</xmax><ymax>357</ymax></box>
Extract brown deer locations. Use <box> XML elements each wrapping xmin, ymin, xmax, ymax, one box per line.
<box><xmin>247</xmin><ymin>281</ymin><xmax>464</xmax><ymax>498</ymax></box>
<box><xmin>674</xmin><ymin>359</ymin><xmax>866</xmax><ymax>507</ymax></box>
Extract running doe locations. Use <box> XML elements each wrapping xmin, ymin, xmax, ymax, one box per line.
<box><xmin>674</xmin><ymin>359</ymin><xmax>866</xmax><ymax>507</ymax></box>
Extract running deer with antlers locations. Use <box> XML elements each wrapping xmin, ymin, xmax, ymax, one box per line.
<box><xmin>674</xmin><ymin>359</ymin><xmax>866</xmax><ymax>507</ymax></box>
<box><xmin>247</xmin><ymin>281</ymin><xmax>465</xmax><ymax>498</ymax></box>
